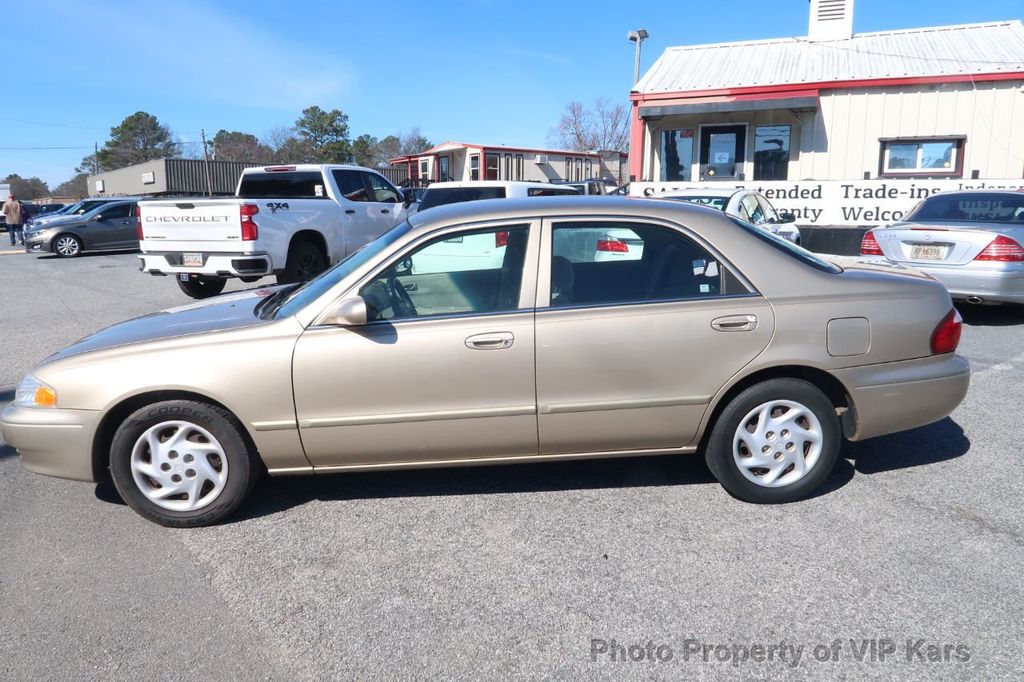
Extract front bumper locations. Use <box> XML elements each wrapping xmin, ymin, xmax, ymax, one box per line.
<box><xmin>24</xmin><ymin>232</ymin><xmax>55</xmax><ymax>253</ymax></box>
<box><xmin>0</xmin><ymin>403</ymin><xmax>101</xmax><ymax>482</ymax></box>
<box><xmin>902</xmin><ymin>262</ymin><xmax>1024</xmax><ymax>304</ymax></box>
<box><xmin>834</xmin><ymin>353</ymin><xmax>970</xmax><ymax>441</ymax></box>
<box><xmin>139</xmin><ymin>252</ymin><xmax>274</xmax><ymax>278</ymax></box>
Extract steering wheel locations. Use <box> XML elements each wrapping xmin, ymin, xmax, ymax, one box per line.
<box><xmin>388</xmin><ymin>274</ymin><xmax>417</xmax><ymax>318</ymax></box>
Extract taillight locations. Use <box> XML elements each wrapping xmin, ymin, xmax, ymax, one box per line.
<box><xmin>974</xmin><ymin>235</ymin><xmax>1024</xmax><ymax>262</ymax></box>
<box><xmin>860</xmin><ymin>230</ymin><xmax>883</xmax><ymax>256</ymax></box>
<box><xmin>596</xmin><ymin>239</ymin><xmax>629</xmax><ymax>253</ymax></box>
<box><xmin>134</xmin><ymin>204</ymin><xmax>143</xmax><ymax>240</ymax></box>
<box><xmin>495</xmin><ymin>230</ymin><xmax>508</xmax><ymax>248</ymax></box>
<box><xmin>240</xmin><ymin>203</ymin><xmax>259</xmax><ymax>241</ymax></box>
<box><xmin>930</xmin><ymin>308</ymin><xmax>962</xmax><ymax>355</ymax></box>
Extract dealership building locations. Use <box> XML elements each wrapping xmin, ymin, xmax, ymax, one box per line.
<box><xmin>629</xmin><ymin>0</ymin><xmax>1024</xmax><ymax>225</ymax></box>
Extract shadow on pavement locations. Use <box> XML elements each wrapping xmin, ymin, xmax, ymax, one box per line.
<box><xmin>36</xmin><ymin>249</ymin><xmax>139</xmax><ymax>260</ymax></box>
<box><xmin>842</xmin><ymin>417</ymin><xmax>969</xmax><ymax>474</ymax></box>
<box><xmin>0</xmin><ymin>444</ymin><xmax>16</xmax><ymax>460</ymax></box>
<box><xmin>956</xmin><ymin>302</ymin><xmax>1023</xmax><ymax>327</ymax></box>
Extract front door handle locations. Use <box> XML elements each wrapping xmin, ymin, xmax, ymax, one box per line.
<box><xmin>345</xmin><ymin>209</ymin><xmax>356</xmax><ymax>215</ymax></box>
<box><xmin>465</xmin><ymin>332</ymin><xmax>514</xmax><ymax>350</ymax></box>
<box><xmin>711</xmin><ymin>314</ymin><xmax>758</xmax><ymax>332</ymax></box>
<box><xmin>381</xmin><ymin>209</ymin><xmax>390</xmax><ymax>214</ymax></box>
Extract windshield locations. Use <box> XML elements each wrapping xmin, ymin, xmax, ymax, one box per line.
<box><xmin>666</xmin><ymin>195</ymin><xmax>728</xmax><ymax>210</ymax></box>
<box><xmin>272</xmin><ymin>221</ymin><xmax>412</xmax><ymax>319</ymax></box>
<box><xmin>729</xmin><ymin>217</ymin><xmax>841</xmax><ymax>274</ymax></box>
<box><xmin>904</xmin><ymin>193</ymin><xmax>1024</xmax><ymax>223</ymax></box>
<box><xmin>419</xmin><ymin>187</ymin><xmax>506</xmax><ymax>211</ymax></box>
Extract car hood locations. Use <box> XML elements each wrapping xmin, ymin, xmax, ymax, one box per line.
<box><xmin>34</xmin><ymin>214</ymin><xmax>81</xmax><ymax>227</ymax></box>
<box><xmin>44</xmin><ymin>287</ymin><xmax>278</xmax><ymax>364</ymax></box>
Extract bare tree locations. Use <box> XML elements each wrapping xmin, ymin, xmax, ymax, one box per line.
<box><xmin>551</xmin><ymin>98</ymin><xmax>630</xmax><ymax>152</ymax></box>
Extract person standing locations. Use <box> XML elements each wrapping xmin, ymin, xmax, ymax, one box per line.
<box><xmin>3</xmin><ymin>194</ymin><xmax>25</xmax><ymax>246</ymax></box>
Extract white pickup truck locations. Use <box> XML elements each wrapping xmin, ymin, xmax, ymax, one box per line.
<box><xmin>138</xmin><ymin>164</ymin><xmax>411</xmax><ymax>298</ymax></box>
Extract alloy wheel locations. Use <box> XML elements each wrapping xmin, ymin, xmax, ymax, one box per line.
<box><xmin>55</xmin><ymin>235</ymin><xmax>80</xmax><ymax>256</ymax></box>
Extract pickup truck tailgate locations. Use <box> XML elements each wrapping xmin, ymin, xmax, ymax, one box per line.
<box><xmin>140</xmin><ymin>199</ymin><xmax>244</xmax><ymax>243</ymax></box>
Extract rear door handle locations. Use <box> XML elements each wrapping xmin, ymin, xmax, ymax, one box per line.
<box><xmin>711</xmin><ymin>314</ymin><xmax>758</xmax><ymax>332</ymax></box>
<box><xmin>465</xmin><ymin>332</ymin><xmax>514</xmax><ymax>350</ymax></box>
<box><xmin>345</xmin><ymin>209</ymin><xmax>356</xmax><ymax>215</ymax></box>
<box><xmin>380</xmin><ymin>209</ymin><xmax>390</xmax><ymax>214</ymax></box>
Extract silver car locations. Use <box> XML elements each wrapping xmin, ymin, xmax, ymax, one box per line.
<box><xmin>657</xmin><ymin>189</ymin><xmax>802</xmax><ymax>244</ymax></box>
<box><xmin>862</xmin><ymin>190</ymin><xmax>1024</xmax><ymax>307</ymax></box>
<box><xmin>1</xmin><ymin>197</ymin><xmax>969</xmax><ymax>526</ymax></box>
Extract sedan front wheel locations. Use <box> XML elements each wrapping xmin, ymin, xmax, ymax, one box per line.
<box><xmin>705</xmin><ymin>378</ymin><xmax>841</xmax><ymax>503</ymax></box>
<box><xmin>53</xmin><ymin>234</ymin><xmax>82</xmax><ymax>258</ymax></box>
<box><xmin>109</xmin><ymin>400</ymin><xmax>260</xmax><ymax>527</ymax></box>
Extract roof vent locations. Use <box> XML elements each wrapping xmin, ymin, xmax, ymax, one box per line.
<box><xmin>808</xmin><ymin>0</ymin><xmax>854</xmax><ymax>41</ymax></box>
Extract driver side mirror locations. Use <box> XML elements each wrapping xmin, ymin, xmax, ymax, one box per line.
<box><xmin>318</xmin><ymin>296</ymin><xmax>368</xmax><ymax>327</ymax></box>
<box><xmin>777</xmin><ymin>211</ymin><xmax>796</xmax><ymax>224</ymax></box>
<box><xmin>91</xmin><ymin>214</ymin><xmax>103</xmax><ymax>221</ymax></box>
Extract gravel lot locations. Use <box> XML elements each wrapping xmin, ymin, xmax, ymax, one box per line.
<box><xmin>1</xmin><ymin>247</ymin><xmax>1022</xmax><ymax>681</ymax></box>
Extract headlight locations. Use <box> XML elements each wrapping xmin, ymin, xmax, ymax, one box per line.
<box><xmin>14</xmin><ymin>375</ymin><xmax>58</xmax><ymax>408</ymax></box>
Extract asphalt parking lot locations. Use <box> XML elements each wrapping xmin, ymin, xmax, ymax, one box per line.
<box><xmin>1</xmin><ymin>247</ymin><xmax>1022</xmax><ymax>681</ymax></box>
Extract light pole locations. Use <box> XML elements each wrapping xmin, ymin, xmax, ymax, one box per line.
<box><xmin>627</xmin><ymin>29</ymin><xmax>649</xmax><ymax>85</ymax></box>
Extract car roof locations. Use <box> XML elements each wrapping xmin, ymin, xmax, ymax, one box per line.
<box><xmin>424</xmin><ymin>181</ymin><xmax>569</xmax><ymax>190</ymax></box>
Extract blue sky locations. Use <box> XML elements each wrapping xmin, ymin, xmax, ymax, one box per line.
<box><xmin>3</xmin><ymin>0</ymin><xmax>1021</xmax><ymax>187</ymax></box>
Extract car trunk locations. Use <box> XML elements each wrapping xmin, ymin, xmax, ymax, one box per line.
<box><xmin>873</xmin><ymin>221</ymin><xmax>1016</xmax><ymax>266</ymax></box>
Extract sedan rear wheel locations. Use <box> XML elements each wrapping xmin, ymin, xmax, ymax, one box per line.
<box><xmin>54</xmin><ymin>234</ymin><xmax>82</xmax><ymax>257</ymax></box>
<box><xmin>109</xmin><ymin>400</ymin><xmax>259</xmax><ymax>527</ymax></box>
<box><xmin>705</xmin><ymin>378</ymin><xmax>840</xmax><ymax>503</ymax></box>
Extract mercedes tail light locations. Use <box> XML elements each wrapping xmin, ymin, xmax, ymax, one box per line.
<box><xmin>974</xmin><ymin>235</ymin><xmax>1024</xmax><ymax>262</ymax></box>
<box><xmin>240</xmin><ymin>204</ymin><xmax>259</xmax><ymax>241</ymax></box>
<box><xmin>860</xmin><ymin>230</ymin><xmax>883</xmax><ymax>256</ymax></box>
<box><xmin>134</xmin><ymin>204</ymin><xmax>143</xmax><ymax>240</ymax></box>
<box><xmin>930</xmin><ymin>308</ymin><xmax>962</xmax><ymax>355</ymax></box>
<box><xmin>596</xmin><ymin>239</ymin><xmax>629</xmax><ymax>253</ymax></box>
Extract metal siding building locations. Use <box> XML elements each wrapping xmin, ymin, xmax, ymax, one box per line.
<box><xmin>89</xmin><ymin>159</ymin><xmax>262</xmax><ymax>197</ymax></box>
<box><xmin>629</xmin><ymin>3</ymin><xmax>1024</xmax><ymax>225</ymax></box>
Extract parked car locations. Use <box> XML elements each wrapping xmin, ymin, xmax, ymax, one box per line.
<box><xmin>138</xmin><ymin>164</ymin><xmax>412</xmax><ymax>299</ymax></box>
<box><xmin>24</xmin><ymin>200</ymin><xmax>139</xmax><ymax>257</ymax></box>
<box><xmin>24</xmin><ymin>202</ymin><xmax>66</xmax><ymax>221</ymax></box>
<box><xmin>28</xmin><ymin>198</ymin><xmax>126</xmax><ymax>230</ymax></box>
<box><xmin>861</xmin><ymin>190</ymin><xmax>1024</xmax><ymax>308</ymax></box>
<box><xmin>550</xmin><ymin>179</ymin><xmax>607</xmax><ymax>195</ymax></box>
<box><xmin>660</xmin><ymin>188</ymin><xmax>802</xmax><ymax>244</ymax></box>
<box><xmin>1</xmin><ymin>196</ymin><xmax>969</xmax><ymax>527</ymax></box>
<box><xmin>416</xmin><ymin>181</ymin><xmax>579</xmax><ymax>214</ymax></box>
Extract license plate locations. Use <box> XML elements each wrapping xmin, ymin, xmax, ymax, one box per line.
<box><xmin>182</xmin><ymin>252</ymin><xmax>203</xmax><ymax>266</ymax></box>
<box><xmin>911</xmin><ymin>245</ymin><xmax>944</xmax><ymax>260</ymax></box>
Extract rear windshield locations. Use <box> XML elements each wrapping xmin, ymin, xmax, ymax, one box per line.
<box><xmin>666</xmin><ymin>195</ymin><xmax>728</xmax><ymax>210</ymax></box>
<box><xmin>238</xmin><ymin>171</ymin><xmax>328</xmax><ymax>199</ymax></box>
<box><xmin>905</xmin><ymin>193</ymin><xmax>1024</xmax><ymax>223</ymax></box>
<box><xmin>419</xmin><ymin>187</ymin><xmax>507</xmax><ymax>211</ymax></box>
<box><xmin>730</xmin><ymin>217</ymin><xmax>841</xmax><ymax>274</ymax></box>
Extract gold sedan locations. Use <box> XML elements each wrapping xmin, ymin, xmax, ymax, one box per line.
<box><xmin>1</xmin><ymin>197</ymin><xmax>970</xmax><ymax>526</ymax></box>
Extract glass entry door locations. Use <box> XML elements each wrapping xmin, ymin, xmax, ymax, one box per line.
<box><xmin>699</xmin><ymin>125</ymin><xmax>746</xmax><ymax>180</ymax></box>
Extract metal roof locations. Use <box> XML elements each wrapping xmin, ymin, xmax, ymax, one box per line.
<box><xmin>635</xmin><ymin>20</ymin><xmax>1024</xmax><ymax>95</ymax></box>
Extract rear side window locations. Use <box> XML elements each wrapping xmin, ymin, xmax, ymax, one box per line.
<box><xmin>99</xmin><ymin>203</ymin><xmax>133</xmax><ymax>220</ymax></box>
<box><xmin>729</xmin><ymin>217</ymin><xmax>841</xmax><ymax>273</ymax></box>
<box><xmin>419</xmin><ymin>187</ymin><xmax>507</xmax><ymax>211</ymax></box>
<box><xmin>550</xmin><ymin>222</ymin><xmax>748</xmax><ymax>308</ymax></box>
<box><xmin>528</xmin><ymin>187</ymin><xmax>579</xmax><ymax>197</ymax></box>
<box><xmin>239</xmin><ymin>171</ymin><xmax>327</xmax><ymax>199</ymax></box>
<box><xmin>905</xmin><ymin>193</ymin><xmax>1024</xmax><ymax>223</ymax></box>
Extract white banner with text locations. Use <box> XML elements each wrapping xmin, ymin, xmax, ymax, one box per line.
<box><xmin>631</xmin><ymin>179</ymin><xmax>1024</xmax><ymax>226</ymax></box>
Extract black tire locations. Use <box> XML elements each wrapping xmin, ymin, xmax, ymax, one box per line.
<box><xmin>704</xmin><ymin>378</ymin><xmax>841</xmax><ymax>504</ymax></box>
<box><xmin>53</xmin><ymin>233</ymin><xmax>83</xmax><ymax>258</ymax></box>
<box><xmin>109</xmin><ymin>400</ymin><xmax>260</xmax><ymax>527</ymax></box>
<box><xmin>277</xmin><ymin>239</ymin><xmax>326</xmax><ymax>285</ymax></box>
<box><xmin>176</xmin><ymin>274</ymin><xmax>227</xmax><ymax>299</ymax></box>
<box><xmin>238</xmin><ymin>275</ymin><xmax>261</xmax><ymax>283</ymax></box>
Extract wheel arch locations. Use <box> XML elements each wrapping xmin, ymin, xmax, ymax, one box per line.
<box><xmin>289</xmin><ymin>229</ymin><xmax>328</xmax><ymax>260</ymax></box>
<box><xmin>52</xmin><ymin>231</ymin><xmax>83</xmax><ymax>254</ymax></box>
<box><xmin>90</xmin><ymin>389</ymin><xmax>259</xmax><ymax>482</ymax></box>
<box><xmin>697</xmin><ymin>365</ymin><xmax>857</xmax><ymax>453</ymax></box>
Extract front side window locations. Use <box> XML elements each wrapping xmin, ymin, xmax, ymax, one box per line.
<box><xmin>364</xmin><ymin>172</ymin><xmax>400</xmax><ymax>203</ymax></box>
<box><xmin>549</xmin><ymin>223</ymin><xmax>745</xmax><ymax>308</ymax></box>
<box><xmin>360</xmin><ymin>225</ymin><xmax>529</xmax><ymax>321</ymax></box>
<box><xmin>332</xmin><ymin>169</ymin><xmax>370</xmax><ymax>202</ymax></box>
<box><xmin>881</xmin><ymin>138</ymin><xmax>962</xmax><ymax>177</ymax></box>
<box><xmin>99</xmin><ymin>203</ymin><xmax>133</xmax><ymax>220</ymax></box>
<box><xmin>753</xmin><ymin>125</ymin><xmax>790</xmax><ymax>181</ymax></box>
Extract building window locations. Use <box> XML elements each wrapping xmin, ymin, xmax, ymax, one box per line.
<box><xmin>419</xmin><ymin>159</ymin><xmax>429</xmax><ymax>182</ymax></box>
<box><xmin>753</xmin><ymin>125</ymin><xmax>790</xmax><ymax>181</ymax></box>
<box><xmin>585</xmin><ymin>158</ymin><xmax>593</xmax><ymax>179</ymax></box>
<box><xmin>485</xmin><ymin>152</ymin><xmax>500</xmax><ymax>181</ymax></box>
<box><xmin>438</xmin><ymin>155</ymin><xmax>450</xmax><ymax>181</ymax></box>
<box><xmin>880</xmin><ymin>138</ymin><xmax>964</xmax><ymax>177</ymax></box>
<box><xmin>576</xmin><ymin>158</ymin><xmax>584</xmax><ymax>182</ymax></box>
<box><xmin>660</xmin><ymin>129</ymin><xmax>694</xmax><ymax>181</ymax></box>
<box><xmin>565</xmin><ymin>156</ymin><xmax>573</xmax><ymax>180</ymax></box>
<box><xmin>470</xmin><ymin>154</ymin><xmax>480</xmax><ymax>181</ymax></box>
<box><xmin>515</xmin><ymin>154</ymin><xmax>524</xmax><ymax>180</ymax></box>
<box><xmin>504</xmin><ymin>154</ymin><xmax>512</xmax><ymax>180</ymax></box>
